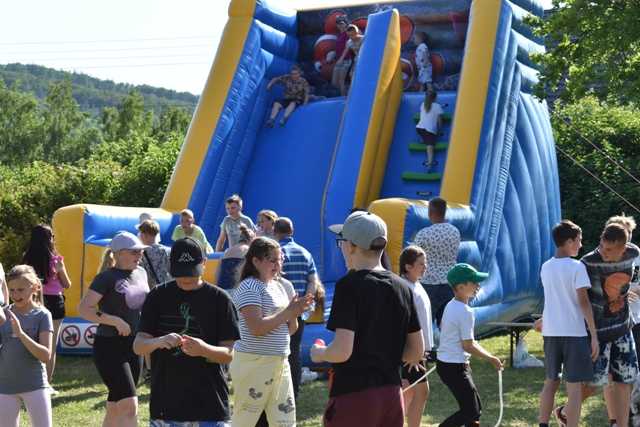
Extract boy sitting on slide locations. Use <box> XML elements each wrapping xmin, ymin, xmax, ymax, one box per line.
<box><xmin>266</xmin><ymin>65</ymin><xmax>310</xmax><ymax>127</ymax></box>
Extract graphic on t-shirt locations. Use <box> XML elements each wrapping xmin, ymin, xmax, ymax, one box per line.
<box><xmin>115</xmin><ymin>277</ymin><xmax>147</xmax><ymax>310</ymax></box>
<box><xmin>604</xmin><ymin>272</ymin><xmax>631</xmax><ymax>316</ymax></box>
<box><xmin>173</xmin><ymin>302</ymin><xmax>197</xmax><ymax>356</ymax></box>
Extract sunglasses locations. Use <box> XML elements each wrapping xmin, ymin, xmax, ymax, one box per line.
<box><xmin>335</xmin><ymin>238</ymin><xmax>347</xmax><ymax>248</ymax></box>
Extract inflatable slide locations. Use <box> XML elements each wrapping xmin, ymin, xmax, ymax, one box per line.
<box><xmin>53</xmin><ymin>0</ymin><xmax>558</xmax><ymax>361</ymax></box>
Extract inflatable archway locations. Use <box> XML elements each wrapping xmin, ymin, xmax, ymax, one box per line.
<box><xmin>53</xmin><ymin>0</ymin><xmax>558</xmax><ymax>360</ymax></box>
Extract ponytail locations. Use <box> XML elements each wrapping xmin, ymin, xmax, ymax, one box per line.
<box><xmin>423</xmin><ymin>90</ymin><xmax>437</xmax><ymax>113</ymax></box>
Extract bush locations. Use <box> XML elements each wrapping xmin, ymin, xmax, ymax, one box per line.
<box><xmin>553</xmin><ymin>97</ymin><xmax>640</xmax><ymax>250</ymax></box>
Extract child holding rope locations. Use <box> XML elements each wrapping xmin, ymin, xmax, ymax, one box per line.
<box><xmin>399</xmin><ymin>246</ymin><xmax>434</xmax><ymax>427</ymax></box>
<box><xmin>437</xmin><ymin>263</ymin><xmax>503</xmax><ymax>427</ymax></box>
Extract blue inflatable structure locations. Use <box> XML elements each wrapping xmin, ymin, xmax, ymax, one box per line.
<box><xmin>53</xmin><ymin>0</ymin><xmax>559</xmax><ymax>363</ymax></box>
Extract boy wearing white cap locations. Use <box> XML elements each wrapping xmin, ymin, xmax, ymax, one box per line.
<box><xmin>311</xmin><ymin>211</ymin><xmax>424</xmax><ymax>427</ymax></box>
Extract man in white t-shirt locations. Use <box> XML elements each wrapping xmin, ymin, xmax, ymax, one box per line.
<box><xmin>413</xmin><ymin>197</ymin><xmax>460</xmax><ymax>325</ymax></box>
<box><xmin>538</xmin><ymin>220</ymin><xmax>599</xmax><ymax>427</ymax></box>
<box><xmin>436</xmin><ymin>263</ymin><xmax>502</xmax><ymax>427</ymax></box>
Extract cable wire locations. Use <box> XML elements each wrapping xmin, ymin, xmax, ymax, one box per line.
<box><xmin>558</xmin><ymin>113</ymin><xmax>640</xmax><ymax>186</ymax></box>
<box><xmin>555</xmin><ymin>144</ymin><xmax>640</xmax><ymax>215</ymax></box>
<box><xmin>0</xmin><ymin>43</ymin><xmax>212</xmax><ymax>55</ymax></box>
<box><xmin>0</xmin><ymin>35</ymin><xmax>217</xmax><ymax>46</ymax></box>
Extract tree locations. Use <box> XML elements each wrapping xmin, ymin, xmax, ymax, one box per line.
<box><xmin>0</xmin><ymin>80</ymin><xmax>43</xmax><ymax>163</ymax></box>
<box><xmin>553</xmin><ymin>97</ymin><xmax>640</xmax><ymax>249</ymax></box>
<box><xmin>532</xmin><ymin>0</ymin><xmax>640</xmax><ymax>104</ymax></box>
<box><xmin>42</xmin><ymin>79</ymin><xmax>100</xmax><ymax>163</ymax></box>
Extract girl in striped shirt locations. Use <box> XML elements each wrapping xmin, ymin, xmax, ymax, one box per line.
<box><xmin>230</xmin><ymin>237</ymin><xmax>312</xmax><ymax>426</ymax></box>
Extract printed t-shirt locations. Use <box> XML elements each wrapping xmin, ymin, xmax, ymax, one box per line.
<box><xmin>141</xmin><ymin>244</ymin><xmax>172</xmax><ymax>288</ymax></box>
<box><xmin>414</xmin><ymin>222</ymin><xmax>460</xmax><ymax>285</ymax></box>
<box><xmin>581</xmin><ymin>244</ymin><xmax>640</xmax><ymax>342</ymax></box>
<box><xmin>541</xmin><ymin>256</ymin><xmax>591</xmax><ymax>337</ymax></box>
<box><xmin>138</xmin><ymin>281</ymin><xmax>240</xmax><ymax>422</ymax></box>
<box><xmin>0</xmin><ymin>306</ymin><xmax>53</xmax><ymax>394</ymax></box>
<box><xmin>219</xmin><ymin>215</ymin><xmax>255</xmax><ymax>249</ymax></box>
<box><xmin>437</xmin><ymin>299</ymin><xmax>475</xmax><ymax>363</ymax></box>
<box><xmin>327</xmin><ymin>269</ymin><xmax>421</xmax><ymax>397</ymax></box>
<box><xmin>89</xmin><ymin>267</ymin><xmax>149</xmax><ymax>336</ymax></box>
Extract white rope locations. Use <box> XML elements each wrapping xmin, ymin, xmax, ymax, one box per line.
<box><xmin>494</xmin><ymin>369</ymin><xmax>504</xmax><ymax>427</ymax></box>
<box><xmin>401</xmin><ymin>365</ymin><xmax>436</xmax><ymax>393</ymax></box>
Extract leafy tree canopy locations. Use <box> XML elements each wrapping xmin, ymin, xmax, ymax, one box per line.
<box><xmin>532</xmin><ymin>0</ymin><xmax>640</xmax><ymax>104</ymax></box>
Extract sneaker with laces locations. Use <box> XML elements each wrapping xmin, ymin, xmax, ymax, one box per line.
<box><xmin>554</xmin><ymin>405</ymin><xmax>567</xmax><ymax>427</ymax></box>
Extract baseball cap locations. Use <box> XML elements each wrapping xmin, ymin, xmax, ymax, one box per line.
<box><xmin>447</xmin><ymin>263</ymin><xmax>489</xmax><ymax>287</ymax></box>
<box><xmin>110</xmin><ymin>231</ymin><xmax>148</xmax><ymax>252</ymax></box>
<box><xmin>170</xmin><ymin>237</ymin><xmax>205</xmax><ymax>277</ymax></box>
<box><xmin>329</xmin><ymin>211</ymin><xmax>387</xmax><ymax>250</ymax></box>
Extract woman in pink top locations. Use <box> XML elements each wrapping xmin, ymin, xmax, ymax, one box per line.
<box><xmin>23</xmin><ymin>224</ymin><xmax>71</xmax><ymax>390</ymax></box>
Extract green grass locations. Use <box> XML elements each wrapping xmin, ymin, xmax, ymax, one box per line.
<box><xmin>21</xmin><ymin>333</ymin><xmax>610</xmax><ymax>426</ymax></box>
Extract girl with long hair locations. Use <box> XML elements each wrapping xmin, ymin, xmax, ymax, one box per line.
<box><xmin>415</xmin><ymin>90</ymin><xmax>444</xmax><ymax>172</ymax></box>
<box><xmin>229</xmin><ymin>237</ymin><xmax>312</xmax><ymax>426</ymax></box>
<box><xmin>22</xmin><ymin>224</ymin><xmax>71</xmax><ymax>389</ymax></box>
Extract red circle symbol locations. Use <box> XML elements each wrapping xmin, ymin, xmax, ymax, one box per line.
<box><xmin>61</xmin><ymin>325</ymin><xmax>81</xmax><ymax>347</ymax></box>
<box><xmin>84</xmin><ymin>325</ymin><xmax>97</xmax><ymax>346</ymax></box>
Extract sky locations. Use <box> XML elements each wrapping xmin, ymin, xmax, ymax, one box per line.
<box><xmin>1</xmin><ymin>0</ymin><xmax>552</xmax><ymax>96</ymax></box>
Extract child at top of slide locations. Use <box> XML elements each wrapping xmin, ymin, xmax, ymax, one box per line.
<box><xmin>436</xmin><ymin>263</ymin><xmax>503</xmax><ymax>427</ymax></box>
<box><xmin>331</xmin><ymin>15</ymin><xmax>353</xmax><ymax>96</ymax></box>
<box><xmin>414</xmin><ymin>31</ymin><xmax>433</xmax><ymax>91</ymax></box>
<box><xmin>399</xmin><ymin>245</ymin><xmax>434</xmax><ymax>427</ymax></box>
<box><xmin>416</xmin><ymin>90</ymin><xmax>443</xmax><ymax>172</ymax></box>
<box><xmin>0</xmin><ymin>265</ymin><xmax>54</xmax><ymax>427</ymax></box>
<box><xmin>172</xmin><ymin>209</ymin><xmax>213</xmax><ymax>254</ymax></box>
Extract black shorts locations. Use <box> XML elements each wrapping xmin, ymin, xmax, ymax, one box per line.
<box><xmin>43</xmin><ymin>294</ymin><xmax>66</xmax><ymax>320</ymax></box>
<box><xmin>416</xmin><ymin>128</ymin><xmax>437</xmax><ymax>146</ymax></box>
<box><xmin>401</xmin><ymin>359</ymin><xmax>429</xmax><ymax>385</ymax></box>
<box><xmin>93</xmin><ymin>335</ymin><xmax>142</xmax><ymax>402</ymax></box>
<box><xmin>275</xmin><ymin>98</ymin><xmax>301</xmax><ymax>107</ymax></box>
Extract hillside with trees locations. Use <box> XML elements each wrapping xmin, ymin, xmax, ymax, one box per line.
<box><xmin>0</xmin><ymin>63</ymin><xmax>198</xmax><ymax>115</ymax></box>
<box><xmin>0</xmin><ymin>76</ymin><xmax>190</xmax><ymax>266</ymax></box>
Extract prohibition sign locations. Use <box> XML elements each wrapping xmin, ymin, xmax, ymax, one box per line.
<box><xmin>61</xmin><ymin>325</ymin><xmax>81</xmax><ymax>347</ymax></box>
<box><xmin>84</xmin><ymin>325</ymin><xmax>97</xmax><ymax>346</ymax></box>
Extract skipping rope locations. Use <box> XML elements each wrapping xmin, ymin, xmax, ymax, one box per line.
<box><xmin>401</xmin><ymin>366</ymin><xmax>505</xmax><ymax>427</ymax></box>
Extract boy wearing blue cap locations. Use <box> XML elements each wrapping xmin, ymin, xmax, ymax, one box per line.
<box><xmin>436</xmin><ymin>263</ymin><xmax>503</xmax><ymax>427</ymax></box>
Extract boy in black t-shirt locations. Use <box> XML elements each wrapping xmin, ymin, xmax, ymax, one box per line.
<box><xmin>133</xmin><ymin>237</ymin><xmax>240</xmax><ymax>426</ymax></box>
<box><xmin>311</xmin><ymin>211</ymin><xmax>424</xmax><ymax>427</ymax></box>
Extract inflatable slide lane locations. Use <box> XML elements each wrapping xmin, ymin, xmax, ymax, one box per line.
<box><xmin>53</xmin><ymin>0</ymin><xmax>558</xmax><ymax>357</ymax></box>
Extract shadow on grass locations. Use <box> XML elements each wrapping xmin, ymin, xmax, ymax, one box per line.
<box><xmin>52</xmin><ymin>390</ymin><xmax>103</xmax><ymax>406</ymax></box>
